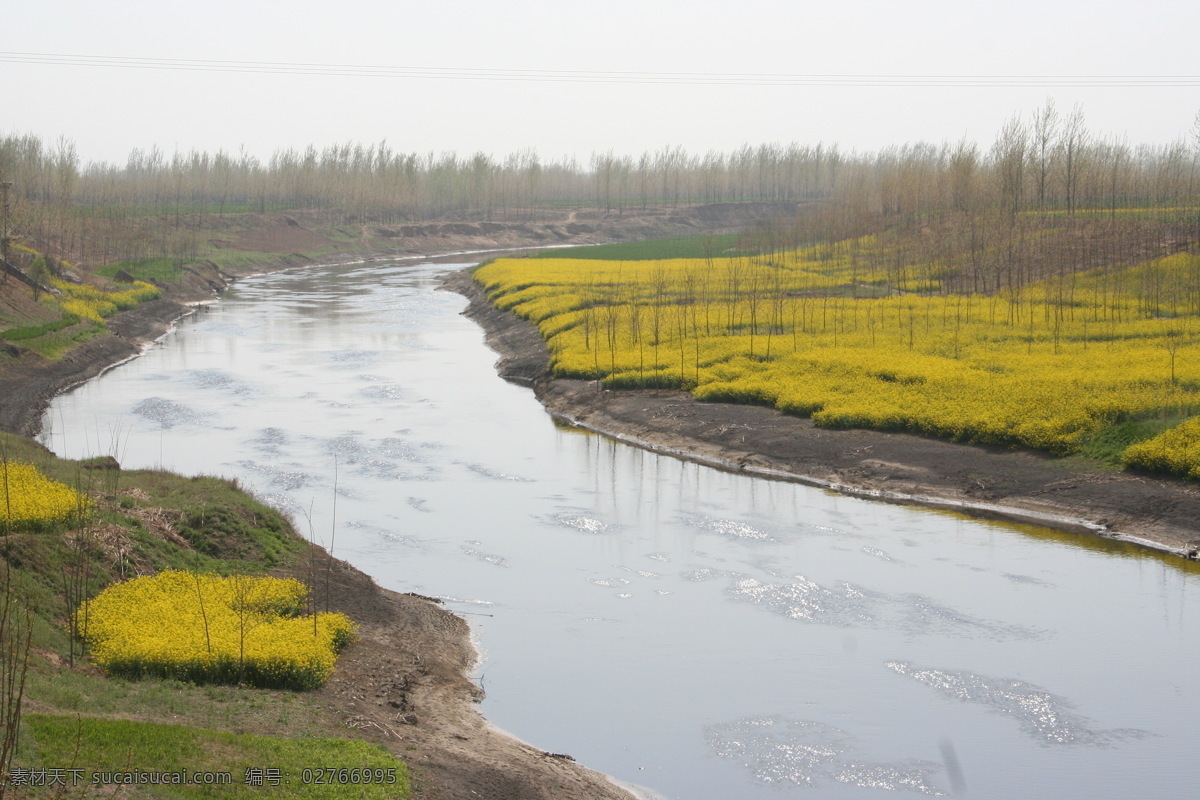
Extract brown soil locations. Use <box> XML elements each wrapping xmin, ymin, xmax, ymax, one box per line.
<box><xmin>444</xmin><ymin>269</ymin><xmax>1200</xmax><ymax>560</ymax></box>
<box><xmin>216</xmin><ymin>217</ymin><xmax>337</xmax><ymax>254</ymax></box>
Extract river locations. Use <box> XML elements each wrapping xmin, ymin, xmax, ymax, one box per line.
<box><xmin>41</xmin><ymin>258</ymin><xmax>1200</xmax><ymax>799</ymax></box>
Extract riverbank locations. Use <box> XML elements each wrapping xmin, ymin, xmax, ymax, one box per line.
<box><xmin>444</xmin><ymin>268</ymin><xmax>1200</xmax><ymax>559</ymax></box>
<box><xmin>0</xmin><ymin>427</ymin><xmax>638</xmax><ymax>800</ymax></box>
<box><xmin>3</xmin><ymin>239</ymin><xmax>718</xmax><ymax>797</ymax></box>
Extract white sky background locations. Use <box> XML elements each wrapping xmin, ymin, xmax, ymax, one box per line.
<box><xmin>3</xmin><ymin>0</ymin><xmax>1199</xmax><ymax>167</ymax></box>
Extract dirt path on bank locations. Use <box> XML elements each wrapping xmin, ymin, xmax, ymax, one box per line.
<box><xmin>444</xmin><ymin>269</ymin><xmax>1200</xmax><ymax>559</ymax></box>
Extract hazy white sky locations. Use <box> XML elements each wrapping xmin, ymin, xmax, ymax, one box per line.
<box><xmin>4</xmin><ymin>0</ymin><xmax>1198</xmax><ymax>166</ymax></box>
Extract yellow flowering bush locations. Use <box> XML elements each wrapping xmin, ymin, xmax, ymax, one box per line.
<box><xmin>51</xmin><ymin>278</ymin><xmax>161</xmax><ymax>324</ymax></box>
<box><xmin>0</xmin><ymin>461</ymin><xmax>90</xmax><ymax>530</ymax></box>
<box><xmin>61</xmin><ymin>297</ymin><xmax>117</xmax><ymax>324</ymax></box>
<box><xmin>81</xmin><ymin>570</ymin><xmax>356</xmax><ymax>691</ymax></box>
<box><xmin>1123</xmin><ymin>418</ymin><xmax>1200</xmax><ymax>479</ymax></box>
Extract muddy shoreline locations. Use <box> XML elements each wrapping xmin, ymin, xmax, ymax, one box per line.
<box><xmin>443</xmin><ymin>268</ymin><xmax>1200</xmax><ymax>560</ymax></box>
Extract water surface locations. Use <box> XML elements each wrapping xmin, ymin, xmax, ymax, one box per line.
<box><xmin>43</xmin><ymin>259</ymin><xmax>1200</xmax><ymax>799</ymax></box>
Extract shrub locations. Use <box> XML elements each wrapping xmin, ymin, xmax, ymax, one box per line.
<box><xmin>1123</xmin><ymin>417</ymin><xmax>1200</xmax><ymax>479</ymax></box>
<box><xmin>81</xmin><ymin>570</ymin><xmax>355</xmax><ymax>691</ymax></box>
<box><xmin>0</xmin><ymin>461</ymin><xmax>90</xmax><ymax>531</ymax></box>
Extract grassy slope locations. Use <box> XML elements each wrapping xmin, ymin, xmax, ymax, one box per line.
<box><xmin>0</xmin><ymin>213</ymin><xmax>366</xmax><ymax>361</ymax></box>
<box><xmin>531</xmin><ymin>233</ymin><xmax>747</xmax><ymax>261</ymax></box>
<box><xmin>1</xmin><ymin>432</ymin><xmax>409</xmax><ymax>799</ymax></box>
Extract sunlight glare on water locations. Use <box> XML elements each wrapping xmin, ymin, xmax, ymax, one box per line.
<box><xmin>42</xmin><ymin>259</ymin><xmax>1200</xmax><ymax>800</ymax></box>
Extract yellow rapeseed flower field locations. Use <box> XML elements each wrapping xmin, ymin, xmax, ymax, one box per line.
<box><xmin>0</xmin><ymin>461</ymin><xmax>90</xmax><ymax>530</ymax></box>
<box><xmin>475</xmin><ymin>246</ymin><xmax>1200</xmax><ymax>475</ymax></box>
<box><xmin>50</xmin><ymin>278</ymin><xmax>161</xmax><ymax>324</ymax></box>
<box><xmin>81</xmin><ymin>570</ymin><xmax>356</xmax><ymax>691</ymax></box>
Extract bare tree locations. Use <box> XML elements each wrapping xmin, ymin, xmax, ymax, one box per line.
<box><xmin>1060</xmin><ymin>104</ymin><xmax>1089</xmax><ymax>215</ymax></box>
<box><xmin>1032</xmin><ymin>98</ymin><xmax>1060</xmax><ymax>210</ymax></box>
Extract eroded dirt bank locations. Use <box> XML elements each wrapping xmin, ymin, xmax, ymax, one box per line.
<box><xmin>445</xmin><ymin>269</ymin><xmax>1200</xmax><ymax>559</ymax></box>
<box><xmin>0</xmin><ymin>298</ymin><xmax>192</xmax><ymax>438</ymax></box>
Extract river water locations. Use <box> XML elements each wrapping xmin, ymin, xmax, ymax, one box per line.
<box><xmin>41</xmin><ymin>259</ymin><xmax>1200</xmax><ymax>799</ymax></box>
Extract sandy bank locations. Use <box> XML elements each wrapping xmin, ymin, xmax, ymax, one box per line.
<box><xmin>443</xmin><ymin>268</ymin><xmax>1200</xmax><ymax>560</ymax></box>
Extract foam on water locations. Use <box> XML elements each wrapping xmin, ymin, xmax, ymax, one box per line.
<box><xmin>325</xmin><ymin>433</ymin><xmax>437</xmax><ymax>480</ymax></box>
<box><xmin>681</xmin><ymin>567</ymin><xmax>726</xmax><ymax>582</ymax></box>
<box><xmin>897</xmin><ymin>595</ymin><xmax>1042</xmax><ymax>640</ymax></box>
<box><xmin>885</xmin><ymin>662</ymin><xmax>1148</xmax><ymax>746</ymax></box>
<box><xmin>188</xmin><ymin>368</ymin><xmax>252</xmax><ymax>395</ymax></box>
<box><xmin>359</xmin><ymin>382</ymin><xmax>408</xmax><ymax>402</ymax></box>
<box><xmin>236</xmin><ymin>459</ymin><xmax>315</xmax><ymax>491</ymax></box>
<box><xmin>462</xmin><ymin>462</ymin><xmax>534</xmax><ymax>482</ymax></box>
<box><xmin>727</xmin><ymin>575</ymin><xmax>877</xmax><ymax>624</ymax></box>
<box><xmin>686</xmin><ymin>515</ymin><xmax>774</xmax><ymax>541</ymax></box>
<box><xmin>251</xmin><ymin>427</ymin><xmax>290</xmax><ymax>453</ymax></box>
<box><xmin>618</xmin><ymin>567</ymin><xmax>661</xmax><ymax>579</ymax></box>
<box><xmin>133</xmin><ymin>397</ymin><xmax>208</xmax><ymax>428</ymax></box>
<box><xmin>1003</xmin><ymin>573</ymin><xmax>1056</xmax><ymax>588</ymax></box>
<box><xmin>705</xmin><ymin>716</ymin><xmax>945</xmax><ymax>795</ymax></box>
<box><xmin>461</xmin><ymin>542</ymin><xmax>509</xmax><ymax>567</ymax></box>
<box><xmin>722</xmin><ymin>574</ymin><xmax>1041</xmax><ymax>640</ymax></box>
<box><xmin>327</xmin><ymin>349</ymin><xmax>379</xmax><ymax>369</ymax></box>
<box><xmin>587</xmin><ymin>577</ymin><xmax>632</xmax><ymax>588</ymax></box>
<box><xmin>550</xmin><ymin>512</ymin><xmax>610</xmax><ymax>533</ymax></box>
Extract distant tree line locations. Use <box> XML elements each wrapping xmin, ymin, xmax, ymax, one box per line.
<box><xmin>764</xmin><ymin>102</ymin><xmax>1200</xmax><ymax>299</ymax></box>
<box><xmin>1</xmin><ymin>100</ymin><xmax>1197</xmax><ymax>270</ymax></box>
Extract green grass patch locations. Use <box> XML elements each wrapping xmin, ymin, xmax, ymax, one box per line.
<box><xmin>0</xmin><ymin>313</ymin><xmax>81</xmax><ymax>341</ymax></box>
<box><xmin>9</xmin><ymin>322</ymin><xmax>105</xmax><ymax>360</ymax></box>
<box><xmin>533</xmin><ymin>233</ymin><xmax>750</xmax><ymax>261</ymax></box>
<box><xmin>1078</xmin><ymin>415</ymin><xmax>1188</xmax><ymax>466</ymax></box>
<box><xmin>0</xmin><ymin>296</ymin><xmax>62</xmax><ymax>334</ymax></box>
<box><xmin>70</xmin><ymin>201</ymin><xmax>300</xmax><ymax>219</ymax></box>
<box><xmin>96</xmin><ymin>257</ymin><xmax>182</xmax><ymax>283</ymax></box>
<box><xmin>19</xmin><ymin>714</ymin><xmax>409</xmax><ymax>799</ymax></box>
